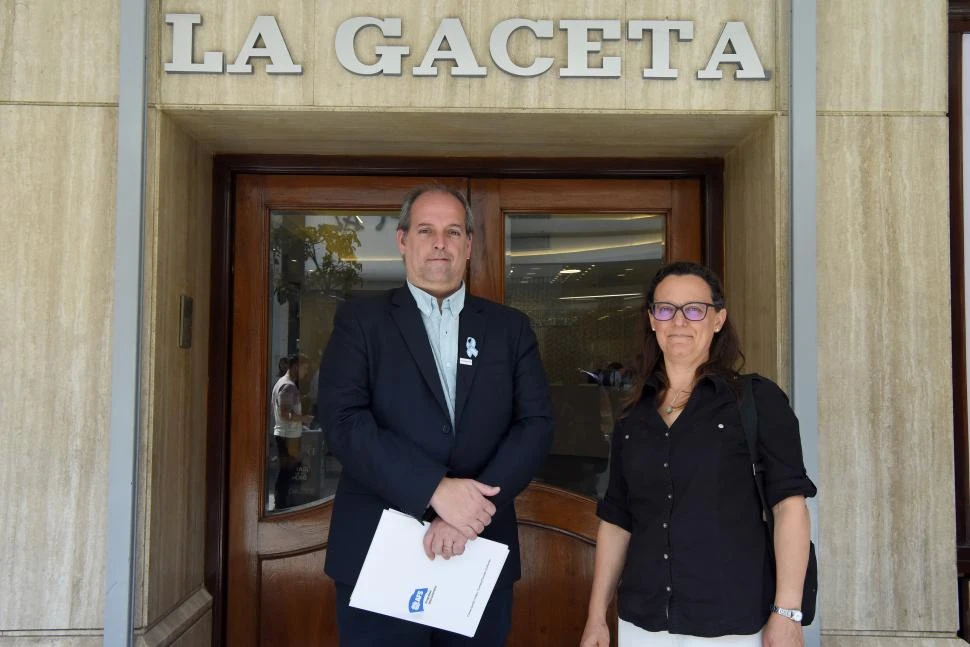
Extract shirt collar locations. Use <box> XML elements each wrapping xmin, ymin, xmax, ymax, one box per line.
<box><xmin>643</xmin><ymin>370</ymin><xmax>734</xmax><ymax>396</ymax></box>
<box><xmin>407</xmin><ymin>281</ymin><xmax>466</xmax><ymax>317</ymax></box>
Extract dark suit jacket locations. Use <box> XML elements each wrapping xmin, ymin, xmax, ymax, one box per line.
<box><xmin>318</xmin><ymin>286</ymin><xmax>554</xmax><ymax>591</ymax></box>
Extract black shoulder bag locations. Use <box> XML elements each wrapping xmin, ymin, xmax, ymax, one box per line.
<box><xmin>740</xmin><ymin>375</ymin><xmax>818</xmax><ymax>626</ymax></box>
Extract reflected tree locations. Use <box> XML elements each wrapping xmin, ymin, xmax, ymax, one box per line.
<box><xmin>271</xmin><ymin>222</ymin><xmax>362</xmax><ymax>304</ymax></box>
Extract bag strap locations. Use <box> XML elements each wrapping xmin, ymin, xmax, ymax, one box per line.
<box><xmin>739</xmin><ymin>374</ymin><xmax>776</xmax><ymax>556</ymax></box>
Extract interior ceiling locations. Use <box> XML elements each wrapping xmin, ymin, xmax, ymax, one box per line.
<box><xmin>166</xmin><ymin>108</ymin><xmax>771</xmax><ymax>158</ymax></box>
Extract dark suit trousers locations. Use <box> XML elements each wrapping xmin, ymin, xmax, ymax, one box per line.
<box><xmin>334</xmin><ymin>584</ymin><xmax>513</xmax><ymax>647</ymax></box>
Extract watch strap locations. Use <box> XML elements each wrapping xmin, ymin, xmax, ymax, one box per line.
<box><xmin>771</xmin><ymin>604</ymin><xmax>803</xmax><ymax>622</ymax></box>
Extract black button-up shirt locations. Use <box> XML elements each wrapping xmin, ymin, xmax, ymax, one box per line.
<box><xmin>596</xmin><ymin>374</ymin><xmax>817</xmax><ymax>638</ymax></box>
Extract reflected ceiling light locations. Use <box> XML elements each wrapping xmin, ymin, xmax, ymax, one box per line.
<box><xmin>559</xmin><ymin>269</ymin><xmax>581</xmax><ymax>274</ymax></box>
<box><xmin>509</xmin><ymin>213</ymin><xmax>661</xmax><ymax>221</ymax></box>
<box><xmin>506</xmin><ymin>237</ymin><xmax>663</xmax><ymax>257</ymax></box>
<box><xmin>559</xmin><ymin>292</ymin><xmax>642</xmax><ymax>300</ymax></box>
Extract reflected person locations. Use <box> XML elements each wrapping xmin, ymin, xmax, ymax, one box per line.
<box><xmin>271</xmin><ymin>354</ymin><xmax>311</xmax><ymax>509</ymax></box>
<box><xmin>580</xmin><ymin>262</ymin><xmax>816</xmax><ymax>647</ymax></box>
<box><xmin>318</xmin><ymin>185</ymin><xmax>554</xmax><ymax>646</ymax></box>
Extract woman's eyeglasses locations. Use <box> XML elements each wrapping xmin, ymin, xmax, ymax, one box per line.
<box><xmin>649</xmin><ymin>301</ymin><xmax>717</xmax><ymax>322</ymax></box>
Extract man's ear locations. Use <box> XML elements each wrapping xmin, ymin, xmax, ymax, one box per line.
<box><xmin>396</xmin><ymin>228</ymin><xmax>407</xmax><ymax>254</ymax></box>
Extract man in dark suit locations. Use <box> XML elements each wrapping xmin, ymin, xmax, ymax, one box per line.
<box><xmin>318</xmin><ymin>185</ymin><xmax>554</xmax><ymax>646</ymax></box>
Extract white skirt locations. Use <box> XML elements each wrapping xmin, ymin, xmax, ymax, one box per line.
<box><xmin>618</xmin><ymin>619</ymin><xmax>762</xmax><ymax>647</ymax></box>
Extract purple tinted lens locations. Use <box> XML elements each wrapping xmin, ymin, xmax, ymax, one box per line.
<box><xmin>653</xmin><ymin>305</ymin><xmax>675</xmax><ymax>320</ymax></box>
<box><xmin>684</xmin><ymin>304</ymin><xmax>707</xmax><ymax>320</ymax></box>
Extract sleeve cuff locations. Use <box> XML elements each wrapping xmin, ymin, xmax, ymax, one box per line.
<box><xmin>596</xmin><ymin>498</ymin><xmax>632</xmax><ymax>532</ymax></box>
<box><xmin>765</xmin><ymin>476</ymin><xmax>818</xmax><ymax>509</ymax></box>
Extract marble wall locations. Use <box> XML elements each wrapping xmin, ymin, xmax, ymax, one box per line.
<box><xmin>0</xmin><ymin>0</ymin><xmax>118</xmax><ymax>637</ymax></box>
<box><xmin>0</xmin><ymin>102</ymin><xmax>116</xmax><ymax>636</ymax></box>
<box><xmin>135</xmin><ymin>111</ymin><xmax>214</xmax><ymax>636</ymax></box>
<box><xmin>815</xmin><ymin>0</ymin><xmax>956</xmax><ymax>643</ymax></box>
<box><xmin>723</xmin><ymin>116</ymin><xmax>789</xmax><ymax>389</ymax></box>
<box><xmin>1</xmin><ymin>1</ymin><xmax>215</xmax><ymax>643</ymax></box>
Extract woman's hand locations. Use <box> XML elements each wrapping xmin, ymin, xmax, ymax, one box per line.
<box><xmin>762</xmin><ymin>613</ymin><xmax>803</xmax><ymax>647</ymax></box>
<box><xmin>579</xmin><ymin>616</ymin><xmax>610</xmax><ymax>647</ymax></box>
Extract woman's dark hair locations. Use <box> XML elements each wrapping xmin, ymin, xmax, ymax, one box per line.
<box><xmin>624</xmin><ymin>261</ymin><xmax>744</xmax><ymax>408</ymax></box>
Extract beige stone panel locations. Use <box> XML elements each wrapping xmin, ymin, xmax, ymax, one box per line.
<box><xmin>0</xmin><ymin>639</ymin><xmax>105</xmax><ymax>647</ymax></box>
<box><xmin>0</xmin><ymin>0</ymin><xmax>118</xmax><ymax>103</ymax></box>
<box><xmin>772</xmin><ymin>115</ymin><xmax>790</xmax><ymax>389</ymax></box>
<box><xmin>133</xmin><ymin>107</ymin><xmax>161</xmax><ymax>628</ymax></box>
<box><xmin>135</xmin><ymin>588</ymin><xmax>212</xmax><ymax>646</ymax></box>
<box><xmin>0</xmin><ymin>105</ymin><xmax>115</xmax><ymax>630</ymax></box>
<box><xmin>314</xmin><ymin>0</ymin><xmax>473</xmax><ymax>108</ymax></box>
<box><xmin>156</xmin><ymin>0</ymin><xmax>314</xmax><ymax>106</ymax></box>
<box><xmin>817</xmin><ymin>115</ymin><xmax>954</xmax><ymax>632</ymax></box>
<box><xmin>723</xmin><ymin>116</ymin><xmax>789</xmax><ymax>387</ymax></box>
<box><xmin>817</xmin><ymin>0</ymin><xmax>946</xmax><ymax>113</ymax></box>
<box><xmin>166</xmin><ymin>108</ymin><xmax>765</xmax><ymax>157</ymax></box>
<box><xmin>822</xmin><ymin>638</ymin><xmax>966</xmax><ymax>647</ymax></box>
<box><xmin>466</xmin><ymin>0</ymin><xmax>626</xmax><ymax>111</ymax></box>
<box><xmin>774</xmin><ymin>0</ymin><xmax>790</xmax><ymax>111</ymax></box>
<box><xmin>140</xmin><ymin>112</ymin><xmax>213</xmax><ymax>625</ymax></box>
<box><xmin>168</xmin><ymin>611</ymin><xmax>213</xmax><ymax>647</ymax></box>
<box><xmin>619</xmin><ymin>0</ymin><xmax>777</xmax><ymax>112</ymax></box>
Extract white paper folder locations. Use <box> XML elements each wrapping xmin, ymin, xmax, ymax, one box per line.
<box><xmin>349</xmin><ymin>508</ymin><xmax>510</xmax><ymax>637</ymax></box>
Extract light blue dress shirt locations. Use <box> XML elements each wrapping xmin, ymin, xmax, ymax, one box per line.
<box><xmin>407</xmin><ymin>281</ymin><xmax>465</xmax><ymax>427</ymax></box>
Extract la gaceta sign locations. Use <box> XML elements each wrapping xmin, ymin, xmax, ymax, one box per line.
<box><xmin>165</xmin><ymin>14</ymin><xmax>769</xmax><ymax>80</ymax></box>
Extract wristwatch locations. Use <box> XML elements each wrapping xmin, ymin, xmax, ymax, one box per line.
<box><xmin>771</xmin><ymin>605</ymin><xmax>803</xmax><ymax>622</ymax></box>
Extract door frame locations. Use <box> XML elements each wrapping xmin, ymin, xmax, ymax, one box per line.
<box><xmin>206</xmin><ymin>155</ymin><xmax>724</xmax><ymax>646</ymax></box>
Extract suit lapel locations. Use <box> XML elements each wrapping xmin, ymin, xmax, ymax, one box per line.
<box><xmin>455</xmin><ymin>298</ymin><xmax>486</xmax><ymax>427</ymax></box>
<box><xmin>389</xmin><ymin>287</ymin><xmax>450</xmax><ymax>419</ymax></box>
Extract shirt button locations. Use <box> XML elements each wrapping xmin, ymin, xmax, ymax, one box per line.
<box><xmin>663</xmin><ymin>462</ymin><xmax>669</xmax><ymax>469</ymax></box>
<box><xmin>667</xmin><ymin>494</ymin><xmax>672</xmax><ymax>500</ymax></box>
<box><xmin>624</xmin><ymin>434</ymin><xmax>629</xmax><ymax>439</ymax></box>
<box><xmin>441</xmin><ymin>424</ymin><xmax>450</xmax><ymax>434</ymax></box>
<box><xmin>663</xmin><ymin>522</ymin><xmax>668</xmax><ymax>528</ymax></box>
<box><xmin>666</xmin><ymin>586</ymin><xmax>672</xmax><ymax>592</ymax></box>
<box><xmin>663</xmin><ymin>553</ymin><xmax>669</xmax><ymax>560</ymax></box>
<box><xmin>664</xmin><ymin>432</ymin><xmax>670</xmax><ymax>438</ymax></box>
<box><xmin>717</xmin><ymin>423</ymin><xmax>724</xmax><ymax>429</ymax></box>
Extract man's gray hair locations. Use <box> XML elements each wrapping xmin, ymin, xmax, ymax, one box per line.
<box><xmin>397</xmin><ymin>184</ymin><xmax>474</xmax><ymax>235</ymax></box>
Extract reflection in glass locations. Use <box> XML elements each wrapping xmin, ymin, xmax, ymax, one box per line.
<box><xmin>505</xmin><ymin>212</ymin><xmax>666</xmax><ymax>499</ymax></box>
<box><xmin>265</xmin><ymin>210</ymin><xmax>405</xmax><ymax>512</ymax></box>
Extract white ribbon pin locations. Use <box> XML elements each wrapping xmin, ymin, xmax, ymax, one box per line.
<box><xmin>463</xmin><ymin>337</ymin><xmax>479</xmax><ymax>364</ymax></box>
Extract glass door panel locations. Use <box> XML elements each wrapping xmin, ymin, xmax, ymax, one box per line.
<box><xmin>265</xmin><ymin>209</ymin><xmax>404</xmax><ymax>512</ymax></box>
<box><xmin>504</xmin><ymin>212</ymin><xmax>666</xmax><ymax>498</ymax></box>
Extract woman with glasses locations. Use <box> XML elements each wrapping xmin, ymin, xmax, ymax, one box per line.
<box><xmin>580</xmin><ymin>261</ymin><xmax>816</xmax><ymax>647</ymax></box>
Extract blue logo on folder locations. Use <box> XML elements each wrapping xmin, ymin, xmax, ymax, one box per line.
<box><xmin>409</xmin><ymin>588</ymin><xmax>429</xmax><ymax>613</ymax></box>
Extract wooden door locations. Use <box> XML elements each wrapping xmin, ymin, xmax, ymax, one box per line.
<box><xmin>473</xmin><ymin>179</ymin><xmax>701</xmax><ymax>646</ymax></box>
<box><xmin>225</xmin><ymin>174</ymin><xmax>703</xmax><ymax>646</ymax></box>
